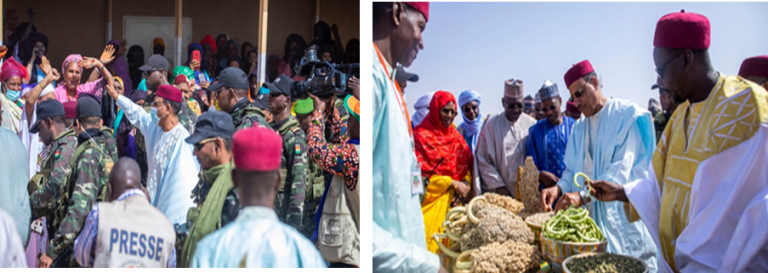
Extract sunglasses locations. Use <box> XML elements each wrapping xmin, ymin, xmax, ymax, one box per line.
<box><xmin>569</xmin><ymin>76</ymin><xmax>593</xmax><ymax>102</ymax></box>
<box><xmin>536</xmin><ymin>105</ymin><xmax>557</xmax><ymax>112</ymax></box>
<box><xmin>194</xmin><ymin>138</ymin><xmax>218</xmax><ymax>151</ymax></box>
<box><xmin>462</xmin><ymin>105</ymin><xmax>478</xmax><ymax>112</ymax></box>
<box><xmin>506</xmin><ymin>102</ymin><xmax>524</xmax><ymax>110</ymax></box>
<box><xmin>656</xmin><ymin>51</ymin><xmax>685</xmax><ymax>79</ymax></box>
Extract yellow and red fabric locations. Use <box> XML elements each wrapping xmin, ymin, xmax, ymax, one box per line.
<box><xmin>414</xmin><ymin>91</ymin><xmax>473</xmax><ymax>181</ymax></box>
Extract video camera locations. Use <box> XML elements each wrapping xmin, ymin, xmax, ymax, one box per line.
<box><xmin>290</xmin><ymin>45</ymin><xmax>359</xmax><ymax>100</ymax></box>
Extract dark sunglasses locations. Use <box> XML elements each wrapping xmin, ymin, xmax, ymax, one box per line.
<box><xmin>537</xmin><ymin>105</ymin><xmax>557</xmax><ymax>112</ymax></box>
<box><xmin>194</xmin><ymin>138</ymin><xmax>218</xmax><ymax>151</ymax></box>
<box><xmin>506</xmin><ymin>102</ymin><xmax>524</xmax><ymax>110</ymax></box>
<box><xmin>569</xmin><ymin>76</ymin><xmax>593</xmax><ymax>102</ymax></box>
<box><xmin>462</xmin><ymin>105</ymin><xmax>478</xmax><ymax>112</ymax></box>
<box><xmin>656</xmin><ymin>51</ymin><xmax>685</xmax><ymax>79</ymax></box>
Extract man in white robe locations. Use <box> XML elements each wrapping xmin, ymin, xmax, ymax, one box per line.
<box><xmin>589</xmin><ymin>11</ymin><xmax>768</xmax><ymax>272</ymax></box>
<box><xmin>474</xmin><ymin>78</ymin><xmax>536</xmax><ymax>197</ymax></box>
<box><xmin>540</xmin><ymin>60</ymin><xmax>659</xmax><ymax>272</ymax></box>
<box><xmin>106</xmin><ymin>83</ymin><xmax>199</xmax><ymax>226</ymax></box>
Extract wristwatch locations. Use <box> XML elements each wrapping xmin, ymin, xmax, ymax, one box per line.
<box><xmin>579</xmin><ymin>190</ymin><xmax>592</xmax><ymax>205</ymax></box>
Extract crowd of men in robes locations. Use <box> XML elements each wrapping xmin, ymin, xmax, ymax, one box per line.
<box><xmin>0</xmin><ymin>13</ymin><xmax>361</xmax><ymax>267</ymax></box>
<box><xmin>373</xmin><ymin>2</ymin><xmax>768</xmax><ymax>273</ymax></box>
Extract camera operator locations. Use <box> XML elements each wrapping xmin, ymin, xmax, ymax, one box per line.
<box><xmin>306</xmin><ymin>78</ymin><xmax>359</xmax><ymax>268</ymax></box>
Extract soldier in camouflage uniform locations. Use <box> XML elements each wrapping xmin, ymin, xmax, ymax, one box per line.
<box><xmin>207</xmin><ymin>67</ymin><xmax>270</xmax><ymax>132</ymax></box>
<box><xmin>178</xmin><ymin>111</ymin><xmax>240</xmax><ymax>267</ymax></box>
<box><xmin>26</xmin><ymin>100</ymin><xmax>78</xmax><ymax>267</ymax></box>
<box><xmin>294</xmin><ymin>97</ymin><xmax>327</xmax><ymax>238</ymax></box>
<box><xmin>264</xmin><ymin>75</ymin><xmax>310</xmax><ymax>237</ymax></box>
<box><xmin>45</xmin><ymin>96</ymin><xmax>115</xmax><ymax>267</ymax></box>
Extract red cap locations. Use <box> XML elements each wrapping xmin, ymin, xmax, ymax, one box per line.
<box><xmin>738</xmin><ymin>55</ymin><xmax>768</xmax><ymax>79</ymax></box>
<box><xmin>174</xmin><ymin>74</ymin><xmax>189</xmax><ymax>85</ymax></box>
<box><xmin>63</xmin><ymin>101</ymin><xmax>77</xmax><ymax>119</ymax></box>
<box><xmin>233</xmin><ymin>127</ymin><xmax>282</xmax><ymax>172</ymax></box>
<box><xmin>405</xmin><ymin>2</ymin><xmax>429</xmax><ymax>22</ymax></box>
<box><xmin>654</xmin><ymin>10</ymin><xmax>710</xmax><ymax>50</ymax></box>
<box><xmin>156</xmin><ymin>85</ymin><xmax>183</xmax><ymax>103</ymax></box>
<box><xmin>566</xmin><ymin>100</ymin><xmax>581</xmax><ymax>114</ymax></box>
<box><xmin>564</xmin><ymin>60</ymin><xmax>594</xmax><ymax>89</ymax></box>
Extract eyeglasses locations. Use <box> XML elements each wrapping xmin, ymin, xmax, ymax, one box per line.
<box><xmin>569</xmin><ymin>76</ymin><xmax>593</xmax><ymax>102</ymax></box>
<box><xmin>194</xmin><ymin>138</ymin><xmax>218</xmax><ymax>151</ymax></box>
<box><xmin>656</xmin><ymin>51</ymin><xmax>685</xmax><ymax>79</ymax></box>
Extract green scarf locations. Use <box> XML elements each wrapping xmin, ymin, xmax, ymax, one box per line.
<box><xmin>180</xmin><ymin>161</ymin><xmax>235</xmax><ymax>267</ymax></box>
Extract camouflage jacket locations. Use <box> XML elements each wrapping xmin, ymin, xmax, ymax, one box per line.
<box><xmin>230</xmin><ymin>98</ymin><xmax>271</xmax><ymax>132</ymax></box>
<box><xmin>29</xmin><ymin>129</ymin><xmax>78</xmax><ymax>221</ymax></box>
<box><xmin>270</xmin><ymin>116</ymin><xmax>309</xmax><ymax>236</ymax></box>
<box><xmin>47</xmin><ymin>129</ymin><xmax>111</xmax><ymax>266</ymax></box>
<box><xmin>305</xmin><ymin>157</ymin><xmax>327</xmax><ymax>238</ymax></box>
<box><xmin>96</xmin><ymin>126</ymin><xmax>119</xmax><ymax>163</ymax></box>
<box><xmin>190</xmin><ymin>167</ymin><xmax>240</xmax><ymax>228</ymax></box>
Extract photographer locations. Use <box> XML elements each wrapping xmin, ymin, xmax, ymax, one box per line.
<box><xmin>307</xmin><ymin>81</ymin><xmax>359</xmax><ymax>268</ymax></box>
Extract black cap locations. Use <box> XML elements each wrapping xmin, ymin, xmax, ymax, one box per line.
<box><xmin>396</xmin><ymin>65</ymin><xmax>419</xmax><ymax>83</ymax></box>
<box><xmin>140</xmin><ymin>54</ymin><xmax>169</xmax><ymax>72</ymax></box>
<box><xmin>185</xmin><ymin>111</ymin><xmax>235</xmax><ymax>144</ymax></box>
<box><xmin>130</xmin><ymin>90</ymin><xmax>148</xmax><ymax>103</ymax></box>
<box><xmin>30</xmin><ymin>100</ymin><xmax>66</xmax><ymax>133</ymax></box>
<box><xmin>263</xmin><ymin>74</ymin><xmax>293</xmax><ymax>96</ymax></box>
<box><xmin>76</xmin><ymin>95</ymin><xmax>102</xmax><ymax>119</ymax></box>
<box><xmin>251</xmin><ymin>93</ymin><xmax>269</xmax><ymax>110</ymax></box>
<box><xmin>208</xmin><ymin>67</ymin><xmax>249</xmax><ymax>91</ymax></box>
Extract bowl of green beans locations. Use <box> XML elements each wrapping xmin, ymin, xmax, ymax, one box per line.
<box><xmin>540</xmin><ymin>207</ymin><xmax>608</xmax><ymax>272</ymax></box>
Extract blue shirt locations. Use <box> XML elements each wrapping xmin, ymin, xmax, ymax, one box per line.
<box><xmin>526</xmin><ymin>116</ymin><xmax>576</xmax><ymax>191</ymax></box>
<box><xmin>74</xmin><ymin>189</ymin><xmax>176</xmax><ymax>268</ymax></box>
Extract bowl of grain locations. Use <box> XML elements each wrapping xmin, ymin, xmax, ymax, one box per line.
<box><xmin>523</xmin><ymin>211</ymin><xmax>553</xmax><ymax>246</ymax></box>
<box><xmin>563</xmin><ymin>252</ymin><xmax>648</xmax><ymax>273</ymax></box>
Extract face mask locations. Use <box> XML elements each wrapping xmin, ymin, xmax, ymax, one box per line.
<box><xmin>151</xmin><ymin>107</ymin><xmax>167</xmax><ymax>125</ymax></box>
<box><xmin>5</xmin><ymin>89</ymin><xmax>20</xmax><ymax>102</ymax></box>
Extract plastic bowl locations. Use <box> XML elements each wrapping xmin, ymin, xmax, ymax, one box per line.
<box><xmin>563</xmin><ymin>252</ymin><xmax>648</xmax><ymax>273</ymax></box>
<box><xmin>524</xmin><ymin>218</ymin><xmax>543</xmax><ymax>246</ymax></box>
<box><xmin>540</xmin><ymin>234</ymin><xmax>607</xmax><ymax>272</ymax></box>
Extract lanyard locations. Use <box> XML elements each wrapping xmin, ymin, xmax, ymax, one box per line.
<box><xmin>374</xmin><ymin>43</ymin><xmax>413</xmax><ymax>138</ymax></box>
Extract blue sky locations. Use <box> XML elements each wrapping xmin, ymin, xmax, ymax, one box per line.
<box><xmin>403</xmin><ymin>2</ymin><xmax>768</xmax><ymax>122</ymax></box>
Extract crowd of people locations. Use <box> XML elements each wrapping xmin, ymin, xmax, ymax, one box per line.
<box><xmin>0</xmin><ymin>9</ymin><xmax>360</xmax><ymax>268</ymax></box>
<box><xmin>373</xmin><ymin>2</ymin><xmax>768</xmax><ymax>273</ymax></box>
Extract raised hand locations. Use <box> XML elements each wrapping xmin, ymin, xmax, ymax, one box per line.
<box><xmin>104</xmin><ymin>73</ymin><xmax>120</xmax><ymax>100</ymax></box>
<box><xmin>100</xmin><ymin>44</ymin><xmax>116</xmax><ymax>64</ymax></box>
<box><xmin>190</xmin><ymin>59</ymin><xmax>201</xmax><ymax>71</ymax></box>
<box><xmin>79</xmin><ymin>57</ymin><xmax>102</xmax><ymax>69</ymax></box>
<box><xmin>49</xmin><ymin>68</ymin><xmax>61</xmax><ymax>82</ymax></box>
<box><xmin>0</xmin><ymin>45</ymin><xmax>7</xmax><ymax>59</ymax></box>
<box><xmin>308</xmin><ymin>93</ymin><xmax>326</xmax><ymax>114</ymax></box>
<box><xmin>40</xmin><ymin>56</ymin><xmax>52</xmax><ymax>75</ymax></box>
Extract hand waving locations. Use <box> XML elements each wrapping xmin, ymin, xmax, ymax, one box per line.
<box><xmin>40</xmin><ymin>56</ymin><xmax>52</xmax><ymax>75</ymax></box>
<box><xmin>100</xmin><ymin>45</ymin><xmax>116</xmax><ymax>64</ymax></box>
<box><xmin>49</xmin><ymin>68</ymin><xmax>61</xmax><ymax>82</ymax></box>
<box><xmin>79</xmin><ymin>57</ymin><xmax>102</xmax><ymax>70</ymax></box>
<box><xmin>104</xmin><ymin>73</ymin><xmax>120</xmax><ymax>100</ymax></box>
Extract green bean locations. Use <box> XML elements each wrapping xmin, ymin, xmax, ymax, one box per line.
<box><xmin>542</xmin><ymin>206</ymin><xmax>605</xmax><ymax>243</ymax></box>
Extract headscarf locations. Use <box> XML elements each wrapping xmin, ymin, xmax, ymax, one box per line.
<box><xmin>107</xmin><ymin>39</ymin><xmax>133</xmax><ymax>97</ymax></box>
<box><xmin>240</xmin><ymin>42</ymin><xmax>253</xmax><ymax>61</ymax></box>
<box><xmin>283</xmin><ymin>34</ymin><xmax>307</xmax><ymax>62</ymax></box>
<box><xmin>0</xmin><ymin>58</ymin><xmax>29</xmax><ymax>82</ymax></box>
<box><xmin>61</xmin><ymin>54</ymin><xmax>84</xmax><ymax>76</ymax></box>
<box><xmin>127</xmin><ymin>45</ymin><xmax>145</xmax><ymax>91</ymax></box>
<box><xmin>21</xmin><ymin>32</ymin><xmax>48</xmax><ymax>65</ymax></box>
<box><xmin>200</xmin><ymin>35</ymin><xmax>216</xmax><ymax>53</ymax></box>
<box><xmin>173</xmin><ymin>66</ymin><xmax>194</xmax><ymax>83</ymax></box>
<box><xmin>218</xmin><ymin>39</ymin><xmax>241</xmax><ymax>69</ymax></box>
<box><xmin>152</xmin><ymin>37</ymin><xmax>165</xmax><ymax>53</ymax></box>
<box><xmin>216</xmin><ymin>33</ymin><xmax>229</xmax><ymax>54</ymax></box>
<box><xmin>414</xmin><ymin>91</ymin><xmax>473</xmax><ymax>180</ymax></box>
<box><xmin>186</xmin><ymin>43</ymin><xmax>208</xmax><ymax>74</ymax></box>
<box><xmin>112</xmin><ymin>76</ymin><xmax>126</xmax><ymax>131</ymax></box>
<box><xmin>312</xmin><ymin>21</ymin><xmax>332</xmax><ymax>45</ymax></box>
<box><xmin>411</xmin><ymin>91</ymin><xmax>435</xmax><ymax>128</ymax></box>
<box><xmin>457</xmin><ymin>90</ymin><xmax>483</xmax><ymax>152</ymax></box>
